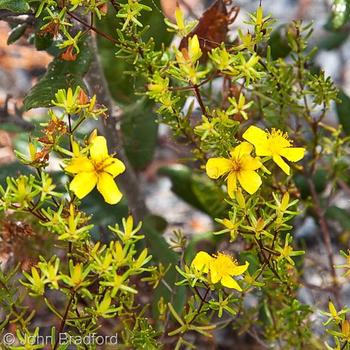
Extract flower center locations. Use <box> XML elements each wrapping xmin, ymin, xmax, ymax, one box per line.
<box><xmin>267</xmin><ymin>129</ymin><xmax>291</xmax><ymax>154</ymax></box>
<box><xmin>231</xmin><ymin>159</ymin><xmax>242</xmax><ymax>173</ymax></box>
<box><xmin>212</xmin><ymin>253</ymin><xmax>235</xmax><ymax>276</ymax></box>
<box><xmin>93</xmin><ymin>159</ymin><xmax>108</xmax><ymax>174</ymax></box>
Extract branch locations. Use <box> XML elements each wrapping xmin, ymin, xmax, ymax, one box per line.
<box><xmin>308</xmin><ymin>178</ymin><xmax>340</xmax><ymax>306</ymax></box>
<box><xmin>0</xmin><ymin>10</ymin><xmax>35</xmax><ymax>25</ymax></box>
<box><xmin>85</xmin><ymin>34</ymin><xmax>149</xmax><ymax>222</ymax></box>
<box><xmin>0</xmin><ymin>95</ymin><xmax>34</xmax><ymax>131</ymax></box>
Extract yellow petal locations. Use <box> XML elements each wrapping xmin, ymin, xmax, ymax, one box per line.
<box><xmin>230</xmin><ymin>142</ymin><xmax>253</xmax><ymax>159</ymax></box>
<box><xmin>206</xmin><ymin>157</ymin><xmax>232</xmax><ymax>179</ymax></box>
<box><xmin>191</xmin><ymin>251</ymin><xmax>212</xmax><ymax>273</ymax></box>
<box><xmin>189</xmin><ymin>35</ymin><xmax>202</xmax><ymax>62</ymax></box>
<box><xmin>65</xmin><ymin>157</ymin><xmax>94</xmax><ymax>174</ymax></box>
<box><xmin>280</xmin><ymin>147</ymin><xmax>305</xmax><ymax>162</ymax></box>
<box><xmin>210</xmin><ymin>266</ymin><xmax>221</xmax><ymax>284</ymax></box>
<box><xmin>273</xmin><ymin>154</ymin><xmax>290</xmax><ymax>175</ymax></box>
<box><xmin>240</xmin><ymin>155</ymin><xmax>262</xmax><ymax>171</ymax></box>
<box><xmin>70</xmin><ymin>171</ymin><xmax>97</xmax><ymax>199</ymax></box>
<box><xmin>238</xmin><ymin>170</ymin><xmax>261</xmax><ymax>194</ymax></box>
<box><xmin>90</xmin><ymin>136</ymin><xmax>109</xmax><ymax>162</ymax></box>
<box><xmin>230</xmin><ymin>261</ymin><xmax>249</xmax><ymax>276</ymax></box>
<box><xmin>97</xmin><ymin>172</ymin><xmax>123</xmax><ymax>205</ymax></box>
<box><xmin>220</xmin><ymin>275</ymin><xmax>242</xmax><ymax>291</ymax></box>
<box><xmin>103</xmin><ymin>157</ymin><xmax>126</xmax><ymax>177</ymax></box>
<box><xmin>242</xmin><ymin>126</ymin><xmax>270</xmax><ymax>156</ymax></box>
<box><xmin>242</xmin><ymin>126</ymin><xmax>267</xmax><ymax>145</ymax></box>
<box><xmin>226</xmin><ymin>173</ymin><xmax>237</xmax><ymax>198</ymax></box>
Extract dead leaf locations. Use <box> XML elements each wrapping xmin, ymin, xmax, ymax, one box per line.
<box><xmin>179</xmin><ymin>0</ymin><xmax>238</xmax><ymax>57</ymax></box>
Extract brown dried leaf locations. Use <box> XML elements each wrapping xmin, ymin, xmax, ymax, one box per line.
<box><xmin>179</xmin><ymin>0</ymin><xmax>234</xmax><ymax>56</ymax></box>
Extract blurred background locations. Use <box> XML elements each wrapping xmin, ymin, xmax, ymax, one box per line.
<box><xmin>2</xmin><ymin>0</ymin><xmax>350</xmax><ymax>235</ymax></box>
<box><xmin>1</xmin><ymin>1</ymin><xmax>350</xmax><ymax>348</ymax></box>
<box><xmin>1</xmin><ymin>0</ymin><xmax>350</xmax><ymax>261</ymax></box>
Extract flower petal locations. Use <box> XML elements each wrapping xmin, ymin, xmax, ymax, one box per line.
<box><xmin>240</xmin><ymin>155</ymin><xmax>262</xmax><ymax>171</ymax></box>
<box><xmin>242</xmin><ymin>126</ymin><xmax>267</xmax><ymax>145</ymax></box>
<box><xmin>238</xmin><ymin>170</ymin><xmax>262</xmax><ymax>194</ymax></box>
<box><xmin>273</xmin><ymin>154</ymin><xmax>290</xmax><ymax>175</ymax></box>
<box><xmin>103</xmin><ymin>157</ymin><xmax>126</xmax><ymax>177</ymax></box>
<box><xmin>280</xmin><ymin>147</ymin><xmax>305</xmax><ymax>162</ymax></box>
<box><xmin>230</xmin><ymin>142</ymin><xmax>253</xmax><ymax>159</ymax></box>
<box><xmin>90</xmin><ymin>136</ymin><xmax>109</xmax><ymax>162</ymax></box>
<box><xmin>65</xmin><ymin>157</ymin><xmax>94</xmax><ymax>174</ymax></box>
<box><xmin>230</xmin><ymin>261</ymin><xmax>249</xmax><ymax>276</ymax></box>
<box><xmin>220</xmin><ymin>275</ymin><xmax>242</xmax><ymax>291</ymax></box>
<box><xmin>191</xmin><ymin>251</ymin><xmax>212</xmax><ymax>273</ymax></box>
<box><xmin>97</xmin><ymin>172</ymin><xmax>123</xmax><ymax>205</ymax></box>
<box><xmin>206</xmin><ymin>158</ymin><xmax>232</xmax><ymax>179</ymax></box>
<box><xmin>70</xmin><ymin>171</ymin><xmax>97</xmax><ymax>199</ymax></box>
<box><xmin>226</xmin><ymin>173</ymin><xmax>237</xmax><ymax>198</ymax></box>
<box><xmin>210</xmin><ymin>267</ymin><xmax>221</xmax><ymax>284</ymax></box>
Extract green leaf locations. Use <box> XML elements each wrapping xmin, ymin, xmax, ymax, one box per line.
<box><xmin>184</xmin><ymin>231</ymin><xmax>214</xmax><ymax>263</ymax></box>
<box><xmin>318</xmin><ymin>31</ymin><xmax>349</xmax><ymax>51</ymax></box>
<box><xmin>34</xmin><ymin>32</ymin><xmax>54</xmax><ymax>51</ymax></box>
<box><xmin>294</xmin><ymin>169</ymin><xmax>328</xmax><ymax>199</ymax></box>
<box><xmin>0</xmin><ymin>162</ymin><xmax>33</xmax><ymax>186</ymax></box>
<box><xmin>96</xmin><ymin>0</ymin><xmax>172</xmax><ymax>103</ymax></box>
<box><xmin>336</xmin><ymin>90</ymin><xmax>350</xmax><ymax>135</ymax></box>
<box><xmin>143</xmin><ymin>215</ymin><xmax>186</xmax><ymax>314</ymax></box>
<box><xmin>259</xmin><ymin>300</ymin><xmax>273</xmax><ymax>326</ymax></box>
<box><xmin>269</xmin><ymin>25</ymin><xmax>291</xmax><ymax>59</ymax></box>
<box><xmin>80</xmin><ymin>190</ymin><xmax>129</xmax><ymax>239</ymax></box>
<box><xmin>325</xmin><ymin>0</ymin><xmax>350</xmax><ymax>30</ymax></box>
<box><xmin>0</xmin><ymin>0</ymin><xmax>29</xmax><ymax>13</ymax></box>
<box><xmin>121</xmin><ymin>98</ymin><xmax>158</xmax><ymax>170</ymax></box>
<box><xmin>23</xmin><ymin>40</ymin><xmax>92</xmax><ymax>110</ymax></box>
<box><xmin>326</xmin><ymin>206</ymin><xmax>350</xmax><ymax>230</ymax></box>
<box><xmin>239</xmin><ymin>251</ymin><xmax>260</xmax><ymax>275</ymax></box>
<box><xmin>7</xmin><ymin>23</ymin><xmax>27</xmax><ymax>45</ymax></box>
<box><xmin>159</xmin><ymin>165</ymin><xmax>228</xmax><ymax>218</ymax></box>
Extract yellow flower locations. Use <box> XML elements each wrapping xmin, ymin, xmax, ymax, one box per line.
<box><xmin>227</xmin><ymin>93</ymin><xmax>253</xmax><ymax>120</ymax></box>
<box><xmin>242</xmin><ymin>125</ymin><xmax>305</xmax><ymax>175</ymax></box>
<box><xmin>65</xmin><ymin>135</ymin><xmax>125</xmax><ymax>204</ymax></box>
<box><xmin>191</xmin><ymin>251</ymin><xmax>249</xmax><ymax>291</ymax></box>
<box><xmin>206</xmin><ymin>142</ymin><xmax>262</xmax><ymax>197</ymax></box>
<box><xmin>191</xmin><ymin>251</ymin><xmax>212</xmax><ymax>273</ymax></box>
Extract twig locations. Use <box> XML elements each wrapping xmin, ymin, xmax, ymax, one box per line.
<box><xmin>308</xmin><ymin>179</ymin><xmax>340</xmax><ymax>306</ymax></box>
<box><xmin>85</xmin><ymin>34</ymin><xmax>149</xmax><ymax>222</ymax></box>
<box><xmin>66</xmin><ymin>11</ymin><xmax>118</xmax><ymax>44</ymax></box>
<box><xmin>192</xmin><ymin>84</ymin><xmax>208</xmax><ymax>117</ymax></box>
<box><xmin>53</xmin><ymin>292</ymin><xmax>75</xmax><ymax>350</ymax></box>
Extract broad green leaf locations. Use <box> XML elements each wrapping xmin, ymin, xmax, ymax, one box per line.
<box><xmin>326</xmin><ymin>206</ymin><xmax>350</xmax><ymax>230</ymax></box>
<box><xmin>0</xmin><ymin>0</ymin><xmax>29</xmax><ymax>13</ymax></box>
<box><xmin>159</xmin><ymin>165</ymin><xmax>228</xmax><ymax>218</ymax></box>
<box><xmin>34</xmin><ymin>32</ymin><xmax>54</xmax><ymax>51</ymax></box>
<box><xmin>318</xmin><ymin>31</ymin><xmax>349</xmax><ymax>51</ymax></box>
<box><xmin>269</xmin><ymin>25</ymin><xmax>291</xmax><ymax>59</ymax></box>
<box><xmin>259</xmin><ymin>300</ymin><xmax>273</xmax><ymax>326</ymax></box>
<box><xmin>80</xmin><ymin>190</ymin><xmax>129</xmax><ymax>239</ymax></box>
<box><xmin>336</xmin><ymin>90</ymin><xmax>350</xmax><ymax>135</ymax></box>
<box><xmin>184</xmin><ymin>231</ymin><xmax>214</xmax><ymax>263</ymax></box>
<box><xmin>325</xmin><ymin>0</ymin><xmax>350</xmax><ymax>30</ymax></box>
<box><xmin>7</xmin><ymin>23</ymin><xmax>27</xmax><ymax>45</ymax></box>
<box><xmin>121</xmin><ymin>98</ymin><xmax>158</xmax><ymax>170</ymax></box>
<box><xmin>239</xmin><ymin>251</ymin><xmax>260</xmax><ymax>275</ymax></box>
<box><xmin>294</xmin><ymin>169</ymin><xmax>328</xmax><ymax>199</ymax></box>
<box><xmin>0</xmin><ymin>162</ymin><xmax>33</xmax><ymax>186</ymax></box>
<box><xmin>143</xmin><ymin>215</ymin><xmax>186</xmax><ymax>314</ymax></box>
<box><xmin>23</xmin><ymin>40</ymin><xmax>92</xmax><ymax>110</ymax></box>
<box><xmin>96</xmin><ymin>0</ymin><xmax>172</xmax><ymax>103</ymax></box>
